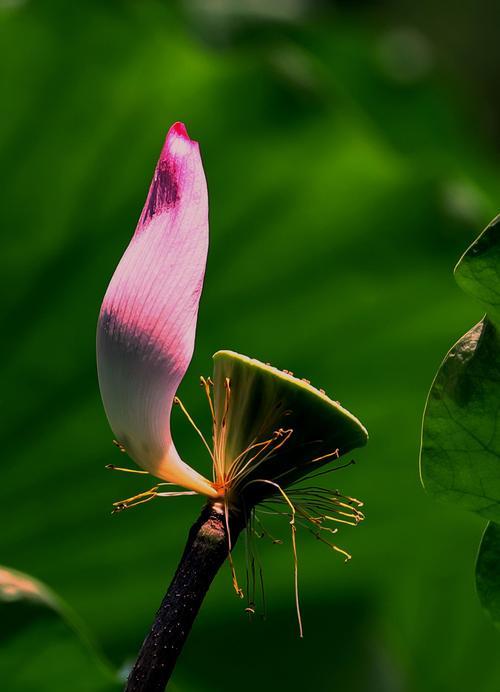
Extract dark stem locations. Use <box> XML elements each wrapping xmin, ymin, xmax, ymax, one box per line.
<box><xmin>125</xmin><ymin>502</ymin><xmax>245</xmax><ymax>692</ymax></box>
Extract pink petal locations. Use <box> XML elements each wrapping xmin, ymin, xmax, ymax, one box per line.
<box><xmin>97</xmin><ymin>122</ymin><xmax>217</xmax><ymax>497</ymax></box>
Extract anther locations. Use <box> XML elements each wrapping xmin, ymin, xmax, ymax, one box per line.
<box><xmin>112</xmin><ymin>439</ymin><xmax>127</xmax><ymax>453</ymax></box>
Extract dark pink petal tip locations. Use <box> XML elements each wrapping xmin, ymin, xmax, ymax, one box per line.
<box><xmin>157</xmin><ymin>122</ymin><xmax>198</xmax><ymax>167</ymax></box>
<box><xmin>169</xmin><ymin>121</ymin><xmax>189</xmax><ymax>138</ymax></box>
<box><xmin>138</xmin><ymin>122</ymin><xmax>200</xmax><ymax>228</ymax></box>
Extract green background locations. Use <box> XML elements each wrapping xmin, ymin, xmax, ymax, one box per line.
<box><xmin>1</xmin><ymin>0</ymin><xmax>500</xmax><ymax>690</ymax></box>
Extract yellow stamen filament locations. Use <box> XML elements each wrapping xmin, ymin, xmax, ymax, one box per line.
<box><xmin>227</xmin><ymin>437</ymin><xmax>275</xmax><ymax>476</ymax></box>
<box><xmin>174</xmin><ymin>396</ymin><xmax>215</xmax><ymax>464</ymax></box>
<box><xmin>112</xmin><ymin>484</ymin><xmax>196</xmax><ymax>513</ymax></box>
<box><xmin>112</xmin><ymin>488</ymin><xmax>158</xmax><ymax>513</ymax></box>
<box><xmin>106</xmin><ymin>464</ymin><xmax>149</xmax><ymax>474</ymax></box>
<box><xmin>200</xmin><ymin>376</ymin><xmax>216</xmax><ymax>427</ymax></box>
<box><xmin>200</xmin><ymin>376</ymin><xmax>219</xmax><ymax>483</ymax></box>
<box><xmin>308</xmin><ymin>448</ymin><xmax>340</xmax><ymax>464</ymax></box>
<box><xmin>214</xmin><ymin>377</ymin><xmax>232</xmax><ymax>481</ymax></box>
<box><xmin>228</xmin><ymin>429</ymin><xmax>294</xmax><ymax>487</ymax></box>
<box><xmin>323</xmin><ymin>515</ymin><xmax>360</xmax><ymax>527</ymax></box>
<box><xmin>227</xmin><ymin>435</ymin><xmax>281</xmax><ymax>485</ymax></box>
<box><xmin>310</xmin><ymin>530</ymin><xmax>352</xmax><ymax>562</ymax></box>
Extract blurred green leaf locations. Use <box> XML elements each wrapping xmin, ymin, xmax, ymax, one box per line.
<box><xmin>0</xmin><ymin>566</ymin><xmax>119</xmax><ymax>691</ymax></box>
<box><xmin>455</xmin><ymin>215</ymin><xmax>500</xmax><ymax>326</ymax></box>
<box><xmin>420</xmin><ymin>318</ymin><xmax>500</xmax><ymax>518</ymax></box>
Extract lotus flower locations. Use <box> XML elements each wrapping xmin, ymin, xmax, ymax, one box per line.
<box><xmin>97</xmin><ymin>121</ymin><xmax>367</xmax><ymax>521</ymax></box>
<box><xmin>97</xmin><ymin>123</ymin><xmax>369</xmax><ymax>663</ymax></box>
<box><xmin>97</xmin><ymin>122</ymin><xmax>217</xmax><ymax>498</ymax></box>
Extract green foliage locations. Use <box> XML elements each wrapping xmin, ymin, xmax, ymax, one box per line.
<box><xmin>477</xmin><ymin>522</ymin><xmax>500</xmax><ymax>629</ymax></box>
<box><xmin>0</xmin><ymin>566</ymin><xmax>119</xmax><ymax>691</ymax></box>
<box><xmin>2</xmin><ymin>1</ymin><xmax>500</xmax><ymax>690</ymax></box>
<box><xmin>420</xmin><ymin>216</ymin><xmax>500</xmax><ymax>626</ymax></box>
<box><xmin>455</xmin><ymin>216</ymin><xmax>500</xmax><ymax>324</ymax></box>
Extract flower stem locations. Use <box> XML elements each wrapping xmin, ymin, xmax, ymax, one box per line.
<box><xmin>125</xmin><ymin>502</ymin><xmax>245</xmax><ymax>691</ymax></box>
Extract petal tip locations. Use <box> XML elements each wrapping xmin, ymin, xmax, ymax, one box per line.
<box><xmin>169</xmin><ymin>121</ymin><xmax>189</xmax><ymax>139</ymax></box>
<box><xmin>161</xmin><ymin>122</ymin><xmax>198</xmax><ymax>161</ymax></box>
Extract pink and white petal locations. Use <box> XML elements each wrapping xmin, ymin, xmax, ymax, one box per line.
<box><xmin>97</xmin><ymin>122</ymin><xmax>217</xmax><ymax>498</ymax></box>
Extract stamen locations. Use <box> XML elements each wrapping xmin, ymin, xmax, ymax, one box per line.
<box><xmin>245</xmin><ymin>520</ymin><xmax>255</xmax><ymax>614</ymax></box>
<box><xmin>211</xmin><ymin>377</ymin><xmax>232</xmax><ymax>485</ymax></box>
<box><xmin>244</xmin><ymin>511</ymin><xmax>269</xmax><ymax>620</ymax></box>
<box><xmin>227</xmin><ymin>436</ymin><xmax>277</xmax><ymax>485</ymax></box>
<box><xmin>174</xmin><ymin>396</ymin><xmax>215</xmax><ymax>464</ymax></box>
<box><xmin>259</xmin><ymin>484</ymin><xmax>363</xmax><ymax>566</ymax></box>
<box><xmin>155</xmin><ymin>491</ymin><xmax>197</xmax><ymax>498</ymax></box>
<box><xmin>112</xmin><ymin>439</ymin><xmax>127</xmax><ymax>453</ymax></box>
<box><xmin>217</xmin><ymin>378</ymin><xmax>231</xmax><ymax>469</ymax></box>
<box><xmin>106</xmin><ymin>464</ymin><xmax>149</xmax><ymax>475</ymax></box>
<box><xmin>226</xmin><ymin>437</ymin><xmax>275</xmax><ymax>479</ymax></box>
<box><xmin>273</xmin><ymin>451</ymin><xmax>353</xmax><ymax>488</ymax></box>
<box><xmin>112</xmin><ymin>487</ymin><xmax>159</xmax><ymax>513</ymax></box>
<box><xmin>200</xmin><ymin>376</ymin><xmax>216</xmax><ymax>427</ymax></box>
<box><xmin>112</xmin><ymin>485</ymin><xmax>196</xmax><ymax>513</ymax></box>
<box><xmin>308</xmin><ymin>448</ymin><xmax>340</xmax><ymax>465</ymax></box>
<box><xmin>323</xmin><ymin>515</ymin><xmax>360</xmax><ymax>527</ymax></box>
<box><xmin>228</xmin><ymin>428</ymin><xmax>294</xmax><ymax>487</ymax></box>
<box><xmin>310</xmin><ymin>530</ymin><xmax>352</xmax><ymax>562</ymax></box>
<box><xmin>223</xmin><ymin>497</ymin><xmax>244</xmax><ymax>598</ymax></box>
<box><xmin>200</xmin><ymin>376</ymin><xmax>219</xmax><ymax>483</ymax></box>
<box><xmin>304</xmin><ymin>459</ymin><xmax>356</xmax><ymax>481</ymax></box>
<box><xmin>254</xmin><ymin>514</ymin><xmax>283</xmax><ymax>544</ymax></box>
<box><xmin>244</xmin><ymin>478</ymin><xmax>304</xmax><ymax>638</ymax></box>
